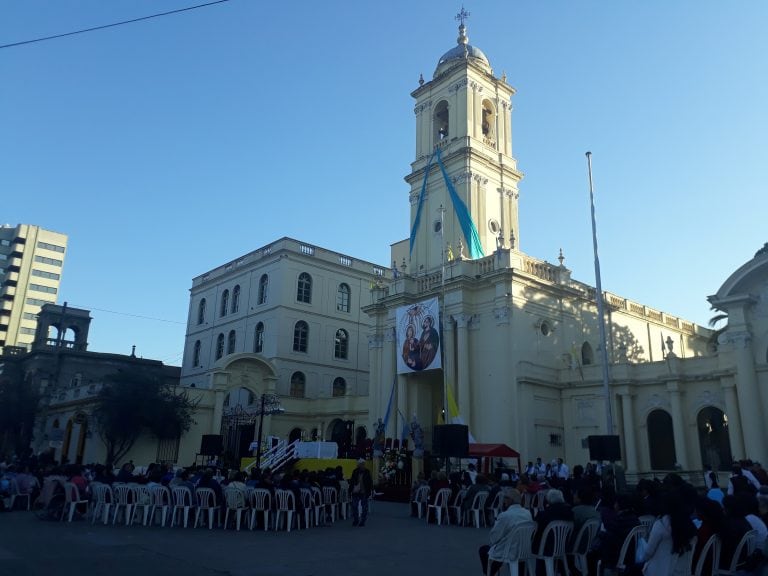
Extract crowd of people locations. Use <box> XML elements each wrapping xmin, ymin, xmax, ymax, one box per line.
<box><xmin>0</xmin><ymin>454</ymin><xmax>373</xmax><ymax>529</ymax></box>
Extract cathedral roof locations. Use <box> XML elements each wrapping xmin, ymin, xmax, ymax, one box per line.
<box><xmin>434</xmin><ymin>23</ymin><xmax>492</xmax><ymax>78</ymax></box>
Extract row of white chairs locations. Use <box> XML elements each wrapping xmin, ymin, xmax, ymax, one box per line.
<box><xmin>69</xmin><ymin>482</ymin><xmax>350</xmax><ymax>532</ymax></box>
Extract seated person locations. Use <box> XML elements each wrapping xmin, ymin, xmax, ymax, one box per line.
<box><xmin>478</xmin><ymin>488</ymin><xmax>533</xmax><ymax>576</ymax></box>
<box><xmin>586</xmin><ymin>492</ymin><xmax>639</xmax><ymax>575</ymax></box>
<box><xmin>532</xmin><ymin>489</ymin><xmax>574</xmax><ymax>554</ymax></box>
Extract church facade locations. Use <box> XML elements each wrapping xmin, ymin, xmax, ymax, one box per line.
<box><xmin>364</xmin><ymin>20</ymin><xmax>768</xmax><ymax>475</ymax></box>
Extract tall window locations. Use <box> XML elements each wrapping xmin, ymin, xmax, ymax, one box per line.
<box><xmin>293</xmin><ymin>321</ymin><xmax>309</xmax><ymax>352</ymax></box>
<box><xmin>197</xmin><ymin>298</ymin><xmax>206</xmax><ymax>325</ymax></box>
<box><xmin>290</xmin><ymin>371</ymin><xmax>306</xmax><ymax>398</ymax></box>
<box><xmin>258</xmin><ymin>274</ymin><xmax>269</xmax><ymax>305</ymax></box>
<box><xmin>215</xmin><ymin>333</ymin><xmax>224</xmax><ymax>360</ymax></box>
<box><xmin>193</xmin><ymin>340</ymin><xmax>201</xmax><ymax>367</ymax></box>
<box><xmin>297</xmin><ymin>273</ymin><xmax>312</xmax><ymax>304</ymax></box>
<box><xmin>334</xmin><ymin>328</ymin><xmax>349</xmax><ymax>359</ymax></box>
<box><xmin>231</xmin><ymin>285</ymin><xmax>240</xmax><ymax>314</ymax></box>
<box><xmin>337</xmin><ymin>283</ymin><xmax>350</xmax><ymax>312</ymax></box>
<box><xmin>332</xmin><ymin>377</ymin><xmax>346</xmax><ymax>397</ymax></box>
<box><xmin>227</xmin><ymin>330</ymin><xmax>236</xmax><ymax>354</ymax></box>
<box><xmin>220</xmin><ymin>289</ymin><xmax>229</xmax><ymax>317</ymax></box>
<box><xmin>581</xmin><ymin>342</ymin><xmax>594</xmax><ymax>366</ymax></box>
<box><xmin>254</xmin><ymin>322</ymin><xmax>264</xmax><ymax>353</ymax></box>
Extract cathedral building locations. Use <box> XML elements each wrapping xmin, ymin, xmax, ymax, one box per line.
<box><xmin>364</xmin><ymin>18</ymin><xmax>768</xmax><ymax>475</ymax></box>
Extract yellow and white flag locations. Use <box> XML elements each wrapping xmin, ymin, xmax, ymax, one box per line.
<box><xmin>445</xmin><ymin>383</ymin><xmax>476</xmax><ymax>443</ymax></box>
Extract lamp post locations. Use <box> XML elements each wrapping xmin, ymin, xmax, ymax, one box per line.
<box><xmin>255</xmin><ymin>393</ymin><xmax>284</xmax><ymax>471</ymax></box>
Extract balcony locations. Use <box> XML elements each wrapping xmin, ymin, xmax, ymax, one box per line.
<box><xmin>0</xmin><ymin>285</ymin><xmax>16</xmax><ymax>298</ymax></box>
<box><xmin>6</xmin><ymin>257</ymin><xmax>21</xmax><ymax>271</ymax></box>
<box><xmin>0</xmin><ymin>300</ymin><xmax>13</xmax><ymax>311</ymax></box>
<box><xmin>3</xmin><ymin>271</ymin><xmax>19</xmax><ymax>284</ymax></box>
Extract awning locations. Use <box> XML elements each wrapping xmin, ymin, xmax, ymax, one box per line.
<box><xmin>468</xmin><ymin>443</ymin><xmax>520</xmax><ymax>458</ymax></box>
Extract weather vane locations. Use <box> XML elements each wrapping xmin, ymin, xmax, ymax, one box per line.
<box><xmin>455</xmin><ymin>6</ymin><xmax>470</xmax><ymax>26</ymax></box>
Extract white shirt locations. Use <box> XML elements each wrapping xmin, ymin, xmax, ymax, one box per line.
<box><xmin>488</xmin><ymin>504</ymin><xmax>534</xmax><ymax>560</ymax></box>
<box><xmin>557</xmin><ymin>463</ymin><xmax>570</xmax><ymax>479</ymax></box>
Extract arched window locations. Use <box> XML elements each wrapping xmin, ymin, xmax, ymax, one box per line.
<box><xmin>215</xmin><ymin>333</ymin><xmax>224</xmax><ymax>360</ymax></box>
<box><xmin>193</xmin><ymin>340</ymin><xmax>201</xmax><ymax>367</ymax></box>
<box><xmin>647</xmin><ymin>410</ymin><xmax>677</xmax><ymax>470</ymax></box>
<box><xmin>220</xmin><ymin>289</ymin><xmax>229</xmax><ymax>317</ymax></box>
<box><xmin>289</xmin><ymin>427</ymin><xmax>303</xmax><ymax>442</ymax></box>
<box><xmin>332</xmin><ymin>377</ymin><xmax>346</xmax><ymax>397</ymax></box>
<box><xmin>258</xmin><ymin>274</ymin><xmax>268</xmax><ymax>305</ymax></box>
<box><xmin>290</xmin><ymin>371</ymin><xmax>306</xmax><ymax>398</ymax></box>
<box><xmin>334</xmin><ymin>328</ymin><xmax>349</xmax><ymax>359</ymax></box>
<box><xmin>434</xmin><ymin>100</ymin><xmax>449</xmax><ymax>143</ymax></box>
<box><xmin>337</xmin><ymin>283</ymin><xmax>350</xmax><ymax>313</ymax></box>
<box><xmin>293</xmin><ymin>321</ymin><xmax>308</xmax><ymax>352</ymax></box>
<box><xmin>254</xmin><ymin>322</ymin><xmax>264</xmax><ymax>353</ymax></box>
<box><xmin>297</xmin><ymin>273</ymin><xmax>312</xmax><ymax>304</ymax></box>
<box><xmin>231</xmin><ymin>285</ymin><xmax>240</xmax><ymax>314</ymax></box>
<box><xmin>698</xmin><ymin>407</ymin><xmax>732</xmax><ymax>471</ymax></box>
<box><xmin>197</xmin><ymin>298</ymin><xmax>206</xmax><ymax>325</ymax></box>
<box><xmin>227</xmin><ymin>330</ymin><xmax>236</xmax><ymax>355</ymax></box>
<box><xmin>581</xmin><ymin>342</ymin><xmax>594</xmax><ymax>366</ymax></box>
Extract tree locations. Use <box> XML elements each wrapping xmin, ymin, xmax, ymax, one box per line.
<box><xmin>0</xmin><ymin>372</ymin><xmax>40</xmax><ymax>458</ymax></box>
<box><xmin>708</xmin><ymin>308</ymin><xmax>728</xmax><ymax>352</ymax></box>
<box><xmin>93</xmin><ymin>370</ymin><xmax>196</xmax><ymax>466</ymax></box>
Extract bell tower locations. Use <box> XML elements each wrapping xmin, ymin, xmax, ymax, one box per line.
<box><xmin>406</xmin><ymin>10</ymin><xmax>522</xmax><ymax>273</ymax></box>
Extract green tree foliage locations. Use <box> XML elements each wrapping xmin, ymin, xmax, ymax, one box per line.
<box><xmin>0</xmin><ymin>373</ymin><xmax>40</xmax><ymax>458</ymax></box>
<box><xmin>93</xmin><ymin>370</ymin><xmax>196</xmax><ymax>466</ymax></box>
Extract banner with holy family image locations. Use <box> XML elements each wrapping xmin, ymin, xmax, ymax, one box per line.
<box><xmin>396</xmin><ymin>297</ymin><xmax>442</xmax><ymax>374</ymax></box>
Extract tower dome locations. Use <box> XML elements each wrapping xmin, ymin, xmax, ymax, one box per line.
<box><xmin>434</xmin><ymin>23</ymin><xmax>492</xmax><ymax>78</ymax></box>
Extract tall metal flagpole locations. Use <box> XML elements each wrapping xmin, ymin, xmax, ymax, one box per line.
<box><xmin>439</xmin><ymin>204</ymin><xmax>449</xmax><ymax>424</ymax></box>
<box><xmin>586</xmin><ymin>152</ymin><xmax>613</xmax><ymax>435</ymax></box>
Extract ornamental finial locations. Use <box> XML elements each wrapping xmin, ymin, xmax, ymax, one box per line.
<box><xmin>455</xmin><ymin>6</ymin><xmax>470</xmax><ymax>45</ymax></box>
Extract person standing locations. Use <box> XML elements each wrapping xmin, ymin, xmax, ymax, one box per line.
<box><xmin>350</xmin><ymin>459</ymin><xmax>373</xmax><ymax>527</ymax></box>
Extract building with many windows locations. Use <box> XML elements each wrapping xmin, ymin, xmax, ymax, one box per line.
<box><xmin>0</xmin><ymin>224</ymin><xmax>68</xmax><ymax>352</ymax></box>
<box><xmin>178</xmin><ymin>237</ymin><xmax>390</xmax><ymax>464</ymax></box>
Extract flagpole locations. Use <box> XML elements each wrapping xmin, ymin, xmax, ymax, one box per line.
<box><xmin>586</xmin><ymin>152</ymin><xmax>614</xmax><ymax>436</ymax></box>
<box><xmin>439</xmin><ymin>204</ymin><xmax>449</xmax><ymax>425</ymax></box>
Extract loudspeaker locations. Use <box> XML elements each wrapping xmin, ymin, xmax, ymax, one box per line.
<box><xmin>587</xmin><ymin>435</ymin><xmax>621</xmax><ymax>462</ymax></box>
<box><xmin>433</xmin><ymin>424</ymin><xmax>469</xmax><ymax>458</ymax></box>
<box><xmin>199</xmin><ymin>434</ymin><xmax>223</xmax><ymax>456</ymax></box>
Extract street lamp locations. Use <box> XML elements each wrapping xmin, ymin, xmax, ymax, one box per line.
<box><xmin>255</xmin><ymin>393</ymin><xmax>285</xmax><ymax>471</ymax></box>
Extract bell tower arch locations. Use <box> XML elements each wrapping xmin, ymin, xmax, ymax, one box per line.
<box><xmin>407</xmin><ymin>12</ymin><xmax>523</xmax><ymax>273</ymax></box>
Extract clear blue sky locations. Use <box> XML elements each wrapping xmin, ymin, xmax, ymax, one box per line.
<box><xmin>3</xmin><ymin>1</ymin><xmax>766</xmax><ymax>364</ymax></box>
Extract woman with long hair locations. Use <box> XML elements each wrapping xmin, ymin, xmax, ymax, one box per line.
<box><xmin>638</xmin><ymin>489</ymin><xmax>697</xmax><ymax>575</ymax></box>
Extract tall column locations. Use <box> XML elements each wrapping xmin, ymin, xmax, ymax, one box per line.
<box><xmin>721</xmin><ymin>377</ymin><xmax>746</xmax><ymax>460</ymax></box>
<box><xmin>455</xmin><ymin>314</ymin><xmax>471</xmax><ymax>430</ymax></box>
<box><xmin>442</xmin><ymin>318</ymin><xmax>456</xmax><ymax>423</ymax></box>
<box><xmin>381</xmin><ymin>327</ymin><xmax>396</xmax><ymax>438</ymax></box>
<box><xmin>620</xmin><ymin>390</ymin><xmax>638</xmax><ymax>472</ymax></box>
<box><xmin>211</xmin><ymin>389</ymin><xmax>226</xmax><ymax>434</ymax></box>
<box><xmin>368</xmin><ymin>332</ymin><xmax>382</xmax><ymax>429</ymax></box>
<box><xmin>666</xmin><ymin>381</ymin><xmax>690</xmax><ymax>469</ymax></box>
<box><xmin>728</xmin><ymin>331</ymin><xmax>767</xmax><ymax>463</ymax></box>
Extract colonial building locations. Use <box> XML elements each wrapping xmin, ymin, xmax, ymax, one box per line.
<box><xmin>178</xmin><ymin>237</ymin><xmax>391</xmax><ymax>463</ymax></box>
<box><xmin>362</xmin><ymin>19</ymin><xmax>766</xmax><ymax>475</ymax></box>
<box><xmin>0</xmin><ymin>224</ymin><xmax>68</xmax><ymax>352</ymax></box>
<box><xmin>0</xmin><ymin>303</ymin><xmax>180</xmax><ymax>465</ymax></box>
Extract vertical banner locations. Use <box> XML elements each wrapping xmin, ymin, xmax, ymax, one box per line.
<box><xmin>396</xmin><ymin>297</ymin><xmax>442</xmax><ymax>374</ymax></box>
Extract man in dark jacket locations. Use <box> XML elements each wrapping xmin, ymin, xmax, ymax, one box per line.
<box><xmin>533</xmin><ymin>489</ymin><xmax>574</xmax><ymax>554</ymax></box>
<box><xmin>350</xmin><ymin>458</ymin><xmax>373</xmax><ymax>527</ymax></box>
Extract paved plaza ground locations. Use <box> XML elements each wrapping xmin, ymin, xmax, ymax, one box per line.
<box><xmin>0</xmin><ymin>502</ymin><xmax>489</xmax><ymax>576</ymax></box>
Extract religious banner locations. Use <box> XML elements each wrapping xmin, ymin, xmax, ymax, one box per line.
<box><xmin>396</xmin><ymin>297</ymin><xmax>442</xmax><ymax>373</ymax></box>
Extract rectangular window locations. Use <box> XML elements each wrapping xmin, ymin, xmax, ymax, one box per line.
<box><xmin>156</xmin><ymin>436</ymin><xmax>181</xmax><ymax>464</ymax></box>
<box><xmin>22</xmin><ymin>312</ymin><xmax>37</xmax><ymax>321</ymax></box>
<box><xmin>29</xmin><ymin>284</ymin><xmax>57</xmax><ymax>294</ymax></box>
<box><xmin>37</xmin><ymin>241</ymin><xmax>65</xmax><ymax>253</ymax></box>
<box><xmin>19</xmin><ymin>327</ymin><xmax>36</xmax><ymax>335</ymax></box>
<box><xmin>26</xmin><ymin>297</ymin><xmax>53</xmax><ymax>307</ymax></box>
<box><xmin>34</xmin><ymin>255</ymin><xmax>63</xmax><ymax>267</ymax></box>
<box><xmin>32</xmin><ymin>269</ymin><xmax>61</xmax><ymax>280</ymax></box>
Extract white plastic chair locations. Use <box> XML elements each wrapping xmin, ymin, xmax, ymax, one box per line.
<box><xmin>412</xmin><ymin>485</ymin><xmax>430</xmax><ymax>519</ymax></box>
<box><xmin>170</xmin><ymin>486</ymin><xmax>194</xmax><ymax>528</ymax></box>
<box><xmin>600</xmin><ymin>524</ymin><xmax>647</xmax><ymax>575</ymax></box>
<box><xmin>149</xmin><ymin>485</ymin><xmax>172</xmax><ymax>527</ymax></box>
<box><xmin>527</xmin><ymin>520</ymin><xmax>573</xmax><ymax>576</ymax></box>
<box><xmin>322</xmin><ymin>486</ymin><xmax>339</xmax><ymax>524</ymax></box>
<box><xmin>275</xmin><ymin>489</ymin><xmax>297</xmax><ymax>532</ymax></box>
<box><xmin>339</xmin><ymin>485</ymin><xmax>351</xmax><ymax>520</ymax></box>
<box><xmin>468</xmin><ymin>491</ymin><xmax>490</xmax><ymax>528</ymax></box>
<box><xmin>299</xmin><ymin>488</ymin><xmax>313</xmax><ymax>529</ymax></box>
<box><xmin>487</xmin><ymin>520</ymin><xmax>537</xmax><ymax>576</ymax></box>
<box><xmin>568</xmin><ymin>518</ymin><xmax>600</xmax><ymax>575</ymax></box>
<box><xmin>720</xmin><ymin>529</ymin><xmax>758</xmax><ymax>575</ymax></box>
<box><xmin>89</xmin><ymin>483</ymin><xmax>112</xmax><ymax>525</ymax></box>
<box><xmin>111</xmin><ymin>484</ymin><xmax>135</xmax><ymax>526</ymax></box>
<box><xmin>426</xmin><ymin>488</ymin><xmax>452</xmax><ymax>526</ymax></box>
<box><xmin>223</xmin><ymin>488</ymin><xmax>248</xmax><ymax>531</ymax></box>
<box><xmin>61</xmin><ymin>482</ymin><xmax>89</xmax><ymax>523</ymax></box>
<box><xmin>130</xmin><ymin>485</ymin><xmax>152</xmax><ymax>526</ymax></box>
<box><xmin>311</xmin><ymin>487</ymin><xmax>325</xmax><ymax>527</ymax></box>
<box><xmin>531</xmin><ymin>491</ymin><xmax>546</xmax><ymax>518</ymax></box>
<box><xmin>248</xmin><ymin>488</ymin><xmax>272</xmax><ymax>531</ymax></box>
<box><xmin>450</xmin><ymin>489</ymin><xmax>467</xmax><ymax>526</ymax></box>
<box><xmin>8</xmin><ymin>478</ymin><xmax>31</xmax><ymax>511</ymax></box>
<box><xmin>194</xmin><ymin>487</ymin><xmax>220</xmax><ymax>529</ymax></box>
<box><xmin>488</xmin><ymin>490</ymin><xmax>504</xmax><ymax>523</ymax></box>
<box><xmin>638</xmin><ymin>514</ymin><xmax>655</xmax><ymax>531</ymax></box>
<box><xmin>693</xmin><ymin>534</ymin><xmax>720</xmax><ymax>576</ymax></box>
